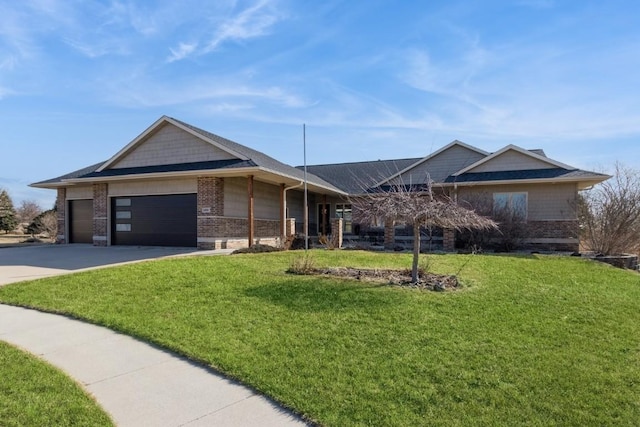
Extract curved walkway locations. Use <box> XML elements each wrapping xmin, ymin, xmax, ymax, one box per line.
<box><xmin>0</xmin><ymin>304</ymin><xmax>308</xmax><ymax>426</ymax></box>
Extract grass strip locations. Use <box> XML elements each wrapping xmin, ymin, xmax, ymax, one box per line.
<box><xmin>0</xmin><ymin>251</ymin><xmax>638</xmax><ymax>426</ymax></box>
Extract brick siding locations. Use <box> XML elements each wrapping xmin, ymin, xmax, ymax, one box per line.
<box><xmin>92</xmin><ymin>183</ymin><xmax>108</xmax><ymax>246</ymax></box>
<box><xmin>56</xmin><ymin>188</ymin><xmax>66</xmax><ymax>244</ymax></box>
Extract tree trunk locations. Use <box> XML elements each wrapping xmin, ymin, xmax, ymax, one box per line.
<box><xmin>412</xmin><ymin>222</ymin><xmax>421</xmax><ymax>283</ymax></box>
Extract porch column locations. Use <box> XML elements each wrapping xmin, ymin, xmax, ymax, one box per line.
<box><xmin>93</xmin><ymin>183</ymin><xmax>108</xmax><ymax>246</ymax></box>
<box><xmin>248</xmin><ymin>175</ymin><xmax>254</xmax><ymax>247</ymax></box>
<box><xmin>56</xmin><ymin>188</ymin><xmax>66</xmax><ymax>244</ymax></box>
<box><xmin>321</xmin><ymin>194</ymin><xmax>327</xmax><ymax>236</ymax></box>
<box><xmin>384</xmin><ymin>218</ymin><xmax>395</xmax><ymax>249</ymax></box>
<box><xmin>443</xmin><ymin>228</ymin><xmax>455</xmax><ymax>252</ymax></box>
<box><xmin>280</xmin><ymin>183</ymin><xmax>285</xmax><ymax>241</ymax></box>
<box><xmin>331</xmin><ymin>218</ymin><xmax>343</xmax><ymax>249</ymax></box>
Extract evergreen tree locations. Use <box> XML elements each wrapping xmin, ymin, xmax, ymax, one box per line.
<box><xmin>0</xmin><ymin>189</ymin><xmax>18</xmax><ymax>233</ymax></box>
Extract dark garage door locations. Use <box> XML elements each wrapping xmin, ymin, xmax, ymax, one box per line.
<box><xmin>69</xmin><ymin>199</ymin><xmax>93</xmax><ymax>244</ymax></box>
<box><xmin>111</xmin><ymin>194</ymin><xmax>197</xmax><ymax>247</ymax></box>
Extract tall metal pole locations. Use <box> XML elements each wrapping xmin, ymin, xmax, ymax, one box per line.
<box><xmin>303</xmin><ymin>124</ymin><xmax>309</xmax><ymax>251</ymax></box>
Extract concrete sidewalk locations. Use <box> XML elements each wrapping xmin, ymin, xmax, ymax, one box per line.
<box><xmin>0</xmin><ymin>304</ymin><xmax>309</xmax><ymax>426</ymax></box>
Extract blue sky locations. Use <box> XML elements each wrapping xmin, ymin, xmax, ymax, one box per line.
<box><xmin>1</xmin><ymin>0</ymin><xmax>639</xmax><ymax>208</ymax></box>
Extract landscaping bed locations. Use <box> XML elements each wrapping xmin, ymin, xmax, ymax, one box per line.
<box><xmin>298</xmin><ymin>267</ymin><xmax>460</xmax><ymax>290</ymax></box>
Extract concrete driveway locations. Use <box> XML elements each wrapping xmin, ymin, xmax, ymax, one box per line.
<box><xmin>0</xmin><ymin>244</ymin><xmax>232</xmax><ymax>286</ymax></box>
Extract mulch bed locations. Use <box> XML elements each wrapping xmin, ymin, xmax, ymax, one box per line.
<box><xmin>303</xmin><ymin>267</ymin><xmax>460</xmax><ymax>291</ymax></box>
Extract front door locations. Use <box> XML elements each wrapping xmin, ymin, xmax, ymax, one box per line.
<box><xmin>317</xmin><ymin>203</ymin><xmax>330</xmax><ymax>236</ymax></box>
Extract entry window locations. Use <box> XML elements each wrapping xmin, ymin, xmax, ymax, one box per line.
<box><xmin>336</xmin><ymin>204</ymin><xmax>353</xmax><ymax>234</ymax></box>
<box><xmin>317</xmin><ymin>204</ymin><xmax>331</xmax><ymax>235</ymax></box>
<box><xmin>493</xmin><ymin>192</ymin><xmax>527</xmax><ymax>220</ymax></box>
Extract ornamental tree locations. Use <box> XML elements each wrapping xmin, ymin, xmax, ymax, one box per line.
<box><xmin>351</xmin><ymin>179</ymin><xmax>497</xmax><ymax>283</ymax></box>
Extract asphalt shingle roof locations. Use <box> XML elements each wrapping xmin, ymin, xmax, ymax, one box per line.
<box><xmin>172</xmin><ymin>118</ymin><xmax>342</xmax><ymax>192</ymax></box>
<box><xmin>300</xmin><ymin>158</ymin><xmax>421</xmax><ymax>194</ymax></box>
<box><xmin>445</xmin><ymin>168</ymin><xmax>610</xmax><ymax>183</ymax></box>
<box><xmin>31</xmin><ymin>117</ymin><xmax>609</xmax><ymax>192</ymax></box>
<box><xmin>81</xmin><ymin>159</ymin><xmax>256</xmax><ymax>178</ymax></box>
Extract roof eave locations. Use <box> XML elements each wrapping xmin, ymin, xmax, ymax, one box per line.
<box><xmin>56</xmin><ymin>166</ymin><xmax>347</xmax><ymax>196</ymax></box>
<box><xmin>443</xmin><ymin>175</ymin><xmax>611</xmax><ymax>187</ymax></box>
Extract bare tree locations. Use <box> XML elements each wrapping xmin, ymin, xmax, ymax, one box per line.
<box><xmin>351</xmin><ymin>179</ymin><xmax>497</xmax><ymax>283</ymax></box>
<box><xmin>16</xmin><ymin>200</ymin><xmax>43</xmax><ymax>224</ymax></box>
<box><xmin>579</xmin><ymin>163</ymin><xmax>640</xmax><ymax>255</ymax></box>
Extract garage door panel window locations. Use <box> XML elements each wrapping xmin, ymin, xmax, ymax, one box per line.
<box><xmin>116</xmin><ymin>223</ymin><xmax>132</xmax><ymax>232</ymax></box>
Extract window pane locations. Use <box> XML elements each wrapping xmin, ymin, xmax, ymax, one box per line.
<box><xmin>512</xmin><ymin>194</ymin><xmax>527</xmax><ymax>219</ymax></box>
<box><xmin>116</xmin><ymin>211</ymin><xmax>131</xmax><ymax>219</ymax></box>
<box><xmin>493</xmin><ymin>194</ymin><xmax>509</xmax><ymax>211</ymax></box>
<box><xmin>115</xmin><ymin>198</ymin><xmax>131</xmax><ymax>207</ymax></box>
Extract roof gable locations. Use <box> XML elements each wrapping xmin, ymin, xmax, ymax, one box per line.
<box><xmin>454</xmin><ymin>144</ymin><xmax>574</xmax><ymax>176</ymax></box>
<box><xmin>98</xmin><ymin>116</ymin><xmax>248</xmax><ymax>172</ymax></box>
<box><xmin>377</xmin><ymin>140</ymin><xmax>489</xmax><ymax>186</ymax></box>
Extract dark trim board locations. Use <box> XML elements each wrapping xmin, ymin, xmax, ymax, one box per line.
<box><xmin>69</xmin><ymin>199</ymin><xmax>93</xmax><ymax>244</ymax></box>
<box><xmin>111</xmin><ymin>194</ymin><xmax>197</xmax><ymax>247</ymax></box>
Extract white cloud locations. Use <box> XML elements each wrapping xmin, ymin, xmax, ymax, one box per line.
<box><xmin>205</xmin><ymin>0</ymin><xmax>281</xmax><ymax>52</ymax></box>
<box><xmin>167</xmin><ymin>42</ymin><xmax>198</xmax><ymax>63</ymax></box>
<box><xmin>167</xmin><ymin>0</ymin><xmax>283</xmax><ymax>62</ymax></box>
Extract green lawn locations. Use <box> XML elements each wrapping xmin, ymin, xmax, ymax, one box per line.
<box><xmin>0</xmin><ymin>251</ymin><xmax>638</xmax><ymax>426</ymax></box>
<box><xmin>0</xmin><ymin>341</ymin><xmax>113</xmax><ymax>426</ymax></box>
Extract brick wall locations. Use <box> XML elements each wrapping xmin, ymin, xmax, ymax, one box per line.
<box><xmin>456</xmin><ymin>219</ymin><xmax>580</xmax><ymax>252</ymax></box>
<box><xmin>443</xmin><ymin>229</ymin><xmax>455</xmax><ymax>252</ymax></box>
<box><xmin>197</xmin><ymin>217</ymin><xmax>281</xmax><ymax>249</ymax></box>
<box><xmin>92</xmin><ymin>183</ymin><xmax>108</xmax><ymax>246</ymax></box>
<box><xmin>197</xmin><ymin>177</ymin><xmax>224</xmax><ymax>248</ymax></box>
<box><xmin>56</xmin><ymin>188</ymin><xmax>66</xmax><ymax>244</ymax></box>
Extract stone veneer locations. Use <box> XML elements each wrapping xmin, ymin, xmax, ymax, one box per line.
<box><xmin>56</xmin><ymin>188</ymin><xmax>66</xmax><ymax>244</ymax></box>
<box><xmin>92</xmin><ymin>183</ymin><xmax>108</xmax><ymax>246</ymax></box>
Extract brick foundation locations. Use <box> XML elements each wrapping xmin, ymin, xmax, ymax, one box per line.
<box><xmin>197</xmin><ymin>216</ymin><xmax>281</xmax><ymax>250</ymax></box>
<box><xmin>92</xmin><ymin>183</ymin><xmax>108</xmax><ymax>246</ymax></box>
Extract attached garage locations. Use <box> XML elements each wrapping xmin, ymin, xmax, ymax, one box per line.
<box><xmin>68</xmin><ymin>199</ymin><xmax>93</xmax><ymax>244</ymax></box>
<box><xmin>111</xmin><ymin>194</ymin><xmax>197</xmax><ymax>247</ymax></box>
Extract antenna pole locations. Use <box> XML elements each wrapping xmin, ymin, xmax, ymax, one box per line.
<box><xmin>303</xmin><ymin>124</ymin><xmax>309</xmax><ymax>251</ymax></box>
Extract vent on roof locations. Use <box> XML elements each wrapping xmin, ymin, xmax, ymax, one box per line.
<box><xmin>529</xmin><ymin>149</ymin><xmax>546</xmax><ymax>157</ymax></box>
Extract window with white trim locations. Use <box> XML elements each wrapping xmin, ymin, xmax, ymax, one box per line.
<box><xmin>493</xmin><ymin>192</ymin><xmax>527</xmax><ymax>220</ymax></box>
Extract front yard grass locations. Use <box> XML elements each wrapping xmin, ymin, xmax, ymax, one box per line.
<box><xmin>0</xmin><ymin>341</ymin><xmax>113</xmax><ymax>426</ymax></box>
<box><xmin>0</xmin><ymin>251</ymin><xmax>639</xmax><ymax>426</ymax></box>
